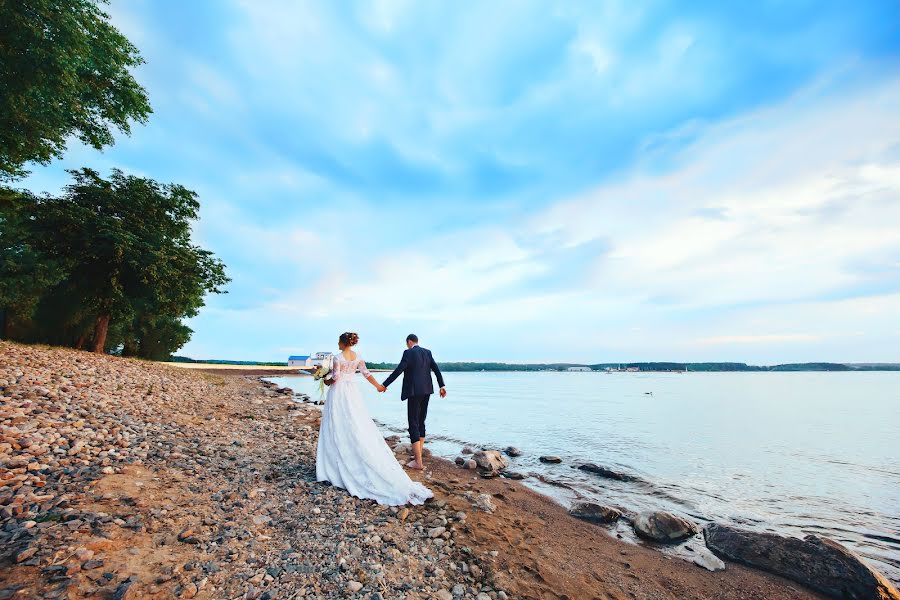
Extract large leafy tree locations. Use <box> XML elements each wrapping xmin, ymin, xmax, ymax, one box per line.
<box><xmin>0</xmin><ymin>188</ymin><xmax>65</xmax><ymax>338</ymax></box>
<box><xmin>28</xmin><ymin>169</ymin><xmax>229</xmax><ymax>353</ymax></box>
<box><xmin>0</xmin><ymin>0</ymin><xmax>152</xmax><ymax>179</ymax></box>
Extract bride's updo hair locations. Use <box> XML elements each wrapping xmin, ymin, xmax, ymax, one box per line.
<box><xmin>339</xmin><ymin>332</ymin><xmax>359</xmax><ymax>347</ymax></box>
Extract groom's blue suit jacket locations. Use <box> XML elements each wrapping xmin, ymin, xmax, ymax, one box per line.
<box><xmin>382</xmin><ymin>345</ymin><xmax>445</xmax><ymax>400</ymax></box>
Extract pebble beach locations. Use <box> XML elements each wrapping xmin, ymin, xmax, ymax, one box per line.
<box><xmin>0</xmin><ymin>341</ymin><xmax>855</xmax><ymax>599</ymax></box>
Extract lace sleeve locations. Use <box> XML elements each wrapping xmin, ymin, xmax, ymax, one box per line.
<box><xmin>323</xmin><ymin>355</ymin><xmax>336</xmax><ymax>384</ymax></box>
<box><xmin>357</xmin><ymin>357</ymin><xmax>371</xmax><ymax>378</ymax></box>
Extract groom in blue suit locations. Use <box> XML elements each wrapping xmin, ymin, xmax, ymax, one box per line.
<box><xmin>381</xmin><ymin>334</ymin><xmax>446</xmax><ymax>470</ymax></box>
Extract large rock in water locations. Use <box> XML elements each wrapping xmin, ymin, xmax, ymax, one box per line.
<box><xmin>633</xmin><ymin>511</ymin><xmax>699</xmax><ymax>543</ymax></box>
<box><xmin>704</xmin><ymin>523</ymin><xmax>900</xmax><ymax>600</ymax></box>
<box><xmin>471</xmin><ymin>450</ymin><xmax>508</xmax><ymax>473</ymax></box>
<box><xmin>568</xmin><ymin>502</ymin><xmax>622</xmax><ymax>524</ymax></box>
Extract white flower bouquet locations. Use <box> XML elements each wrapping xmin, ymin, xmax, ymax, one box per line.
<box><xmin>312</xmin><ymin>355</ymin><xmax>334</xmax><ymax>398</ymax></box>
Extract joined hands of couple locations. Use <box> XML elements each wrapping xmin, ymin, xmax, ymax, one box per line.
<box><xmin>375</xmin><ymin>383</ymin><xmax>447</xmax><ymax>398</ymax></box>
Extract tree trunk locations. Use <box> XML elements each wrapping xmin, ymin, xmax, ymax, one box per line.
<box><xmin>74</xmin><ymin>333</ymin><xmax>87</xmax><ymax>350</ymax></box>
<box><xmin>91</xmin><ymin>314</ymin><xmax>110</xmax><ymax>353</ymax></box>
<box><xmin>0</xmin><ymin>308</ymin><xmax>8</xmax><ymax>340</ymax></box>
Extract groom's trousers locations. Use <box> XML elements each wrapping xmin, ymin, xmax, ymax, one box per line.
<box><xmin>407</xmin><ymin>394</ymin><xmax>430</xmax><ymax>443</ymax></box>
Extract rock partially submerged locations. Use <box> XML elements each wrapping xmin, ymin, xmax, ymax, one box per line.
<box><xmin>577</xmin><ymin>463</ymin><xmax>638</xmax><ymax>482</ymax></box>
<box><xmin>568</xmin><ymin>502</ymin><xmax>622</xmax><ymax>524</ymax></box>
<box><xmin>471</xmin><ymin>450</ymin><xmax>508</xmax><ymax>473</ymax></box>
<box><xmin>633</xmin><ymin>511</ymin><xmax>698</xmax><ymax>543</ymax></box>
<box><xmin>504</xmin><ymin>446</ymin><xmax>522</xmax><ymax>457</ymax></box>
<box><xmin>704</xmin><ymin>523</ymin><xmax>900</xmax><ymax>600</ymax></box>
<box><xmin>539</xmin><ymin>455</ymin><xmax>562</xmax><ymax>464</ymax></box>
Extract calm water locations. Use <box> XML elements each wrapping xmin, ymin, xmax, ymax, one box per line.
<box><xmin>268</xmin><ymin>371</ymin><xmax>900</xmax><ymax>582</ymax></box>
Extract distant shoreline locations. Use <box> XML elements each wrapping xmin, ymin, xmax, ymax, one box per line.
<box><xmin>168</xmin><ymin>357</ymin><xmax>900</xmax><ymax>373</ymax></box>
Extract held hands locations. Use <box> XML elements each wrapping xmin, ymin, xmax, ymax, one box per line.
<box><xmin>376</xmin><ymin>383</ymin><xmax>386</xmax><ymax>393</ymax></box>
<box><xmin>439</xmin><ymin>387</ymin><xmax>447</xmax><ymax>398</ymax></box>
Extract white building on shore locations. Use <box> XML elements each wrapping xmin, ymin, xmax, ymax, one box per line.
<box><xmin>288</xmin><ymin>355</ymin><xmax>312</xmax><ymax>367</ymax></box>
<box><xmin>567</xmin><ymin>366</ymin><xmax>592</xmax><ymax>372</ymax></box>
<box><xmin>287</xmin><ymin>351</ymin><xmax>334</xmax><ymax>368</ymax></box>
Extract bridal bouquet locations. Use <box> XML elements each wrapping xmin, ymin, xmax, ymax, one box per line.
<box><xmin>312</xmin><ymin>355</ymin><xmax>334</xmax><ymax>398</ymax></box>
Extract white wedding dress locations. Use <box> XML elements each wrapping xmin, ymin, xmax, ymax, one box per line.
<box><xmin>315</xmin><ymin>353</ymin><xmax>433</xmax><ymax>506</ymax></box>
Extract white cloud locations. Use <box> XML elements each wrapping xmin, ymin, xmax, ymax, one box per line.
<box><xmin>233</xmin><ymin>72</ymin><xmax>900</xmax><ymax>361</ymax></box>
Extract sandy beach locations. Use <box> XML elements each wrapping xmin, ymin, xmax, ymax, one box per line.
<box><xmin>0</xmin><ymin>341</ymin><xmax>832</xmax><ymax>599</ymax></box>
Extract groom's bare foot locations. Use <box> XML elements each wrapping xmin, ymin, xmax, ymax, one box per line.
<box><xmin>406</xmin><ymin>459</ymin><xmax>424</xmax><ymax>470</ymax></box>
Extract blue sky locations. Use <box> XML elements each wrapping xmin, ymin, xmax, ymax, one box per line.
<box><xmin>22</xmin><ymin>0</ymin><xmax>900</xmax><ymax>363</ymax></box>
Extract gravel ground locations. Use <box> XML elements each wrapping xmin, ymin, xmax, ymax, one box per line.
<box><xmin>0</xmin><ymin>341</ymin><xmax>500</xmax><ymax>599</ymax></box>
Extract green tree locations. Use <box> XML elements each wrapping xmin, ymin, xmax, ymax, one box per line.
<box><xmin>0</xmin><ymin>0</ymin><xmax>152</xmax><ymax>179</ymax></box>
<box><xmin>0</xmin><ymin>187</ymin><xmax>65</xmax><ymax>338</ymax></box>
<box><xmin>30</xmin><ymin>168</ymin><xmax>229</xmax><ymax>353</ymax></box>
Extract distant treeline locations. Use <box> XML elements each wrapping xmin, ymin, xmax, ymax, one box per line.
<box><xmin>364</xmin><ymin>361</ymin><xmax>900</xmax><ymax>372</ymax></box>
<box><xmin>170</xmin><ymin>356</ymin><xmax>287</xmax><ymax>367</ymax></box>
<box><xmin>168</xmin><ymin>357</ymin><xmax>900</xmax><ymax>372</ymax></box>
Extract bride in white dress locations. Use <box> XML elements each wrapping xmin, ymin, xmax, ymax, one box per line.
<box><xmin>316</xmin><ymin>332</ymin><xmax>433</xmax><ymax>506</ymax></box>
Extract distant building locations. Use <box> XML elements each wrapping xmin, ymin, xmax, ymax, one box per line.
<box><xmin>567</xmin><ymin>366</ymin><xmax>592</xmax><ymax>372</ymax></box>
<box><xmin>312</xmin><ymin>351</ymin><xmax>333</xmax><ymax>362</ymax></box>
<box><xmin>288</xmin><ymin>355</ymin><xmax>312</xmax><ymax>367</ymax></box>
<box><xmin>626</xmin><ymin>366</ymin><xmax>640</xmax><ymax>372</ymax></box>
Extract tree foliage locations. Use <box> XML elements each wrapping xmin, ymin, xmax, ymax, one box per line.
<box><xmin>0</xmin><ymin>170</ymin><xmax>229</xmax><ymax>358</ymax></box>
<box><xmin>0</xmin><ymin>0</ymin><xmax>152</xmax><ymax>179</ymax></box>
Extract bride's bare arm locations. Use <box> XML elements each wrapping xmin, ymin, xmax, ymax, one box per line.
<box><xmin>365</xmin><ymin>373</ymin><xmax>386</xmax><ymax>392</ymax></box>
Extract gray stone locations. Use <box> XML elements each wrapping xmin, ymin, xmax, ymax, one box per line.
<box><xmin>577</xmin><ymin>463</ymin><xmax>638</xmax><ymax>482</ymax></box>
<box><xmin>633</xmin><ymin>511</ymin><xmax>698</xmax><ymax>543</ymax></box>
<box><xmin>568</xmin><ymin>502</ymin><xmax>622</xmax><ymax>524</ymax></box>
<box><xmin>704</xmin><ymin>523</ymin><xmax>900</xmax><ymax>599</ymax></box>
<box><xmin>539</xmin><ymin>455</ymin><xmax>562</xmax><ymax>464</ymax></box>
<box><xmin>471</xmin><ymin>450</ymin><xmax>508</xmax><ymax>473</ymax></box>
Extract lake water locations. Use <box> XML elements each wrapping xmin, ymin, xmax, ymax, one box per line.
<box><xmin>266</xmin><ymin>371</ymin><xmax>900</xmax><ymax>583</ymax></box>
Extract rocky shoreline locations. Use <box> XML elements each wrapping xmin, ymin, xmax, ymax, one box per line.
<box><xmin>0</xmin><ymin>342</ymin><xmax>498</xmax><ymax>599</ymax></box>
<box><xmin>2</xmin><ymin>341</ymin><xmax>895</xmax><ymax>600</ymax></box>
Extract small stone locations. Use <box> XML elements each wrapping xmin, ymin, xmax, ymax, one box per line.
<box><xmin>397</xmin><ymin>508</ymin><xmax>410</xmax><ymax>521</ymax></box>
<box><xmin>75</xmin><ymin>548</ymin><xmax>94</xmax><ymax>562</ymax></box>
<box><xmin>347</xmin><ymin>580</ymin><xmax>363</xmax><ymax>593</ymax></box>
<box><xmin>435</xmin><ymin>590</ymin><xmax>453</xmax><ymax>600</ymax></box>
<box><xmin>15</xmin><ymin>547</ymin><xmax>36</xmax><ymax>563</ymax></box>
<box><xmin>539</xmin><ymin>455</ymin><xmax>562</xmax><ymax>463</ymax></box>
<box><xmin>113</xmin><ymin>580</ymin><xmax>139</xmax><ymax>600</ymax></box>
